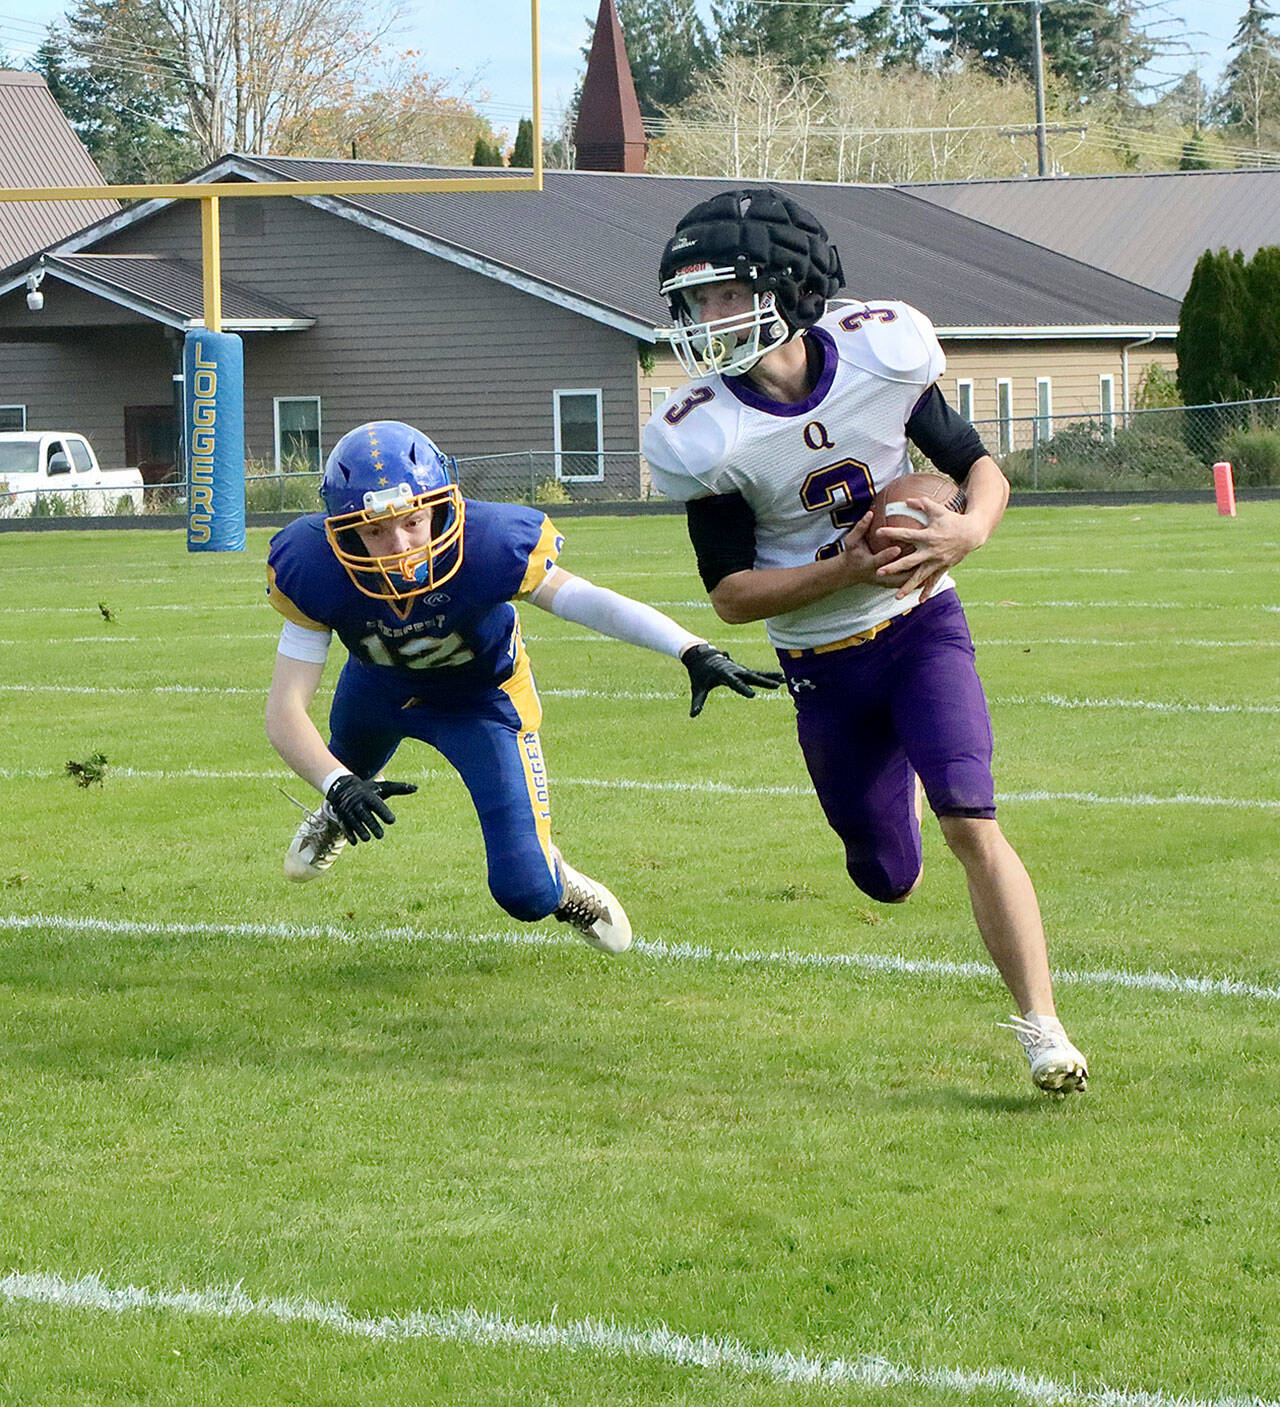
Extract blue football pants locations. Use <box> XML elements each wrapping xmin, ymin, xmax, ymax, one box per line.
<box><xmin>326</xmin><ymin>656</ymin><xmax>562</xmax><ymax>922</ymax></box>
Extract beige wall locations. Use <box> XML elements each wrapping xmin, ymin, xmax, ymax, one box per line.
<box><xmin>941</xmin><ymin>339</ymin><xmax>1177</xmax><ymax>422</ymax></box>
<box><xmin>635</xmin><ymin>338</ymin><xmax>1179</xmax><ymax>472</ymax></box>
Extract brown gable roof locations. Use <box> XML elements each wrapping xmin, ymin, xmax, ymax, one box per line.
<box><xmin>0</xmin><ymin>70</ymin><xmax>119</xmax><ymax>271</ymax></box>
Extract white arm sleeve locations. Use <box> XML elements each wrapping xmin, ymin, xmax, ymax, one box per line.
<box><xmin>533</xmin><ymin>574</ymin><xmax>704</xmax><ymax>659</ymax></box>
<box><xmin>277</xmin><ymin>619</ymin><xmax>332</xmax><ymax>664</ymax></box>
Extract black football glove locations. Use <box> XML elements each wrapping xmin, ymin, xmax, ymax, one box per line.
<box><xmin>681</xmin><ymin>642</ymin><xmax>785</xmax><ymax>718</ymax></box>
<box><xmin>325</xmin><ymin>774</ymin><xmax>418</xmax><ymax>844</ymax></box>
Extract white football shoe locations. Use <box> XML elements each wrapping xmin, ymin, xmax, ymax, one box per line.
<box><xmin>1000</xmin><ymin>1013</ymin><xmax>1089</xmax><ymax>1094</ymax></box>
<box><xmin>551</xmin><ymin>847</ymin><xmax>632</xmax><ymax>954</ymax></box>
<box><xmin>284</xmin><ymin>802</ymin><xmax>348</xmax><ymax>882</ymax></box>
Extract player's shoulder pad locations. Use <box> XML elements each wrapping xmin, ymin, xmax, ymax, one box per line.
<box><xmin>462</xmin><ymin>498</ymin><xmax>554</xmax><ymax>591</ymax></box>
<box><xmin>267</xmin><ymin>512</ymin><xmax>330</xmax><ymax>577</ymax></box>
<box><xmin>464</xmin><ymin>497</ymin><xmax>546</xmax><ymax>540</ymax></box>
<box><xmin>824</xmin><ymin>300</ymin><xmax>945</xmax><ymax>385</ymax></box>
<box><xmin>642</xmin><ymin>377</ymin><xmax>735</xmax><ymax>501</ymax></box>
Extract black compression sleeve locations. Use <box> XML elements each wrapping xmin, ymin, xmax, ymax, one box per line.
<box><xmin>906</xmin><ymin>385</ymin><xmax>989</xmax><ymax>478</ymax></box>
<box><xmin>685</xmin><ymin>492</ymin><xmax>758</xmax><ymax>593</ymax></box>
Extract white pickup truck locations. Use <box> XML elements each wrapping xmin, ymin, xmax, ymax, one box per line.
<box><xmin>0</xmin><ymin>432</ymin><xmax>145</xmax><ymax>517</ymax></box>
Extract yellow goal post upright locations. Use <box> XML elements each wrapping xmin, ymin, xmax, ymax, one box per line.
<box><xmin>0</xmin><ymin>0</ymin><xmax>543</xmax><ymax>550</ymax></box>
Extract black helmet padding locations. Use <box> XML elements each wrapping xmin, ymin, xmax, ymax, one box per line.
<box><xmin>660</xmin><ymin>187</ymin><xmax>845</xmax><ymax>332</ymax></box>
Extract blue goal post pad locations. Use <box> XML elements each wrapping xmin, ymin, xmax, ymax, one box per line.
<box><xmin>184</xmin><ymin>329</ymin><xmax>245</xmax><ymax>553</ymax></box>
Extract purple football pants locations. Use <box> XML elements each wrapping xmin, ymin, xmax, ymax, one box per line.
<box><xmin>777</xmin><ymin>591</ymin><xmax>996</xmax><ymax>904</ymax></box>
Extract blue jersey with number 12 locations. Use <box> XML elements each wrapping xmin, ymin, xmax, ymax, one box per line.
<box><xmin>266</xmin><ymin>500</ymin><xmax>562</xmax><ymax>693</ymax></box>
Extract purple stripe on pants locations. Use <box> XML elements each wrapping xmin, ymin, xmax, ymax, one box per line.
<box><xmin>777</xmin><ymin>591</ymin><xmax>995</xmax><ymax>903</ymax></box>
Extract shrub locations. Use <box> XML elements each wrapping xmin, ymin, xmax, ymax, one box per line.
<box><xmin>244</xmin><ymin>458</ymin><xmax>321</xmax><ymax>512</ymax></box>
<box><xmin>28</xmin><ymin>491</ymin><xmax>73</xmax><ymax>517</ymax></box>
<box><xmin>1003</xmin><ymin>420</ymin><xmax>1207</xmax><ymax>491</ymax></box>
<box><xmin>534</xmin><ymin>477</ymin><xmax>571</xmax><ymax>505</ymax></box>
<box><xmin>1217</xmin><ymin>427</ymin><xmax>1280</xmax><ymax>486</ymax></box>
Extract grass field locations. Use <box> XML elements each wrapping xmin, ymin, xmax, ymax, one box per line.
<box><xmin>1</xmin><ymin>505</ymin><xmax>1278</xmax><ymax>1406</ymax></box>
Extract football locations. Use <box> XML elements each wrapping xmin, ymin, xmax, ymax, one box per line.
<box><xmin>866</xmin><ymin>472</ymin><xmax>966</xmax><ymax>553</ymax></box>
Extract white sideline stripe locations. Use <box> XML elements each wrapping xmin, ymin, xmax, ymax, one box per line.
<box><xmin>3</xmin><ymin>913</ymin><xmax>1280</xmax><ymax>1006</ymax></box>
<box><xmin>1</xmin><ymin>1272</ymin><xmax>1273</xmax><ymax>1407</ymax></box>
<box><xmin>0</xmin><ymin>603</ymin><xmax>221</xmax><ymax>615</ymax></box>
<box><xmin>966</xmin><ymin>599</ymin><xmax>1274</xmax><ymax>611</ymax></box>
<box><xmin>975</xmin><ymin>566</ymin><xmax>1245</xmax><ymax>575</ymax></box>
<box><xmin>0</xmin><ymin>683</ymin><xmax>261</xmax><ymax>696</ymax></box>
<box><xmin>1</xmin><ymin>765</ymin><xmax>1277</xmax><ymax>811</ymax></box>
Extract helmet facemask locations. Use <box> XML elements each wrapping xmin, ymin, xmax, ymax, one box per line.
<box><xmin>658</xmin><ymin>262</ymin><xmax>794</xmax><ymax>377</ymax></box>
<box><xmin>324</xmin><ymin>481</ymin><xmax>466</xmax><ymax>602</ymax></box>
<box><xmin>655</xmin><ymin>188</ymin><xmax>846</xmax><ymax>381</ymax></box>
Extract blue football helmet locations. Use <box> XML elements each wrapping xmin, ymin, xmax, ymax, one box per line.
<box><xmin>321</xmin><ymin>421</ymin><xmax>465</xmax><ymax>601</ymax></box>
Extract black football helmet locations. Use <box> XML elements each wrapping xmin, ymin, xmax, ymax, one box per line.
<box><xmin>657</xmin><ymin>187</ymin><xmax>845</xmax><ymax>376</ymax></box>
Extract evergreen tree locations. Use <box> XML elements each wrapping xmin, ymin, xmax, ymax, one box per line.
<box><xmin>599</xmin><ymin>0</ymin><xmax>714</xmax><ymax>118</ymax></box>
<box><xmin>1176</xmin><ymin>248</ymin><xmax>1250</xmax><ymax>406</ymax></box>
<box><xmin>853</xmin><ymin>1</ymin><xmax>944</xmax><ymax>70</ymax></box>
<box><xmin>1246</xmin><ymin>245</ymin><xmax>1280</xmax><ymax>395</ymax></box>
<box><xmin>472</xmin><ymin>134</ymin><xmax>504</xmax><ymax>166</ymax></box>
<box><xmin>712</xmin><ymin>0</ymin><xmax>856</xmax><ymax>72</ymax></box>
<box><xmin>511</xmin><ymin>117</ymin><xmax>535</xmax><ymax>167</ymax></box>
<box><xmin>32</xmin><ymin>16</ymin><xmax>197</xmax><ymax>183</ymax></box>
<box><xmin>936</xmin><ymin>0</ymin><xmax>1155</xmax><ymax>103</ymax></box>
<box><xmin>1216</xmin><ymin>0</ymin><xmax>1280</xmax><ymax>149</ymax></box>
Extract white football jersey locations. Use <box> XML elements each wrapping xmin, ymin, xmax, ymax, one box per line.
<box><xmin>643</xmin><ymin>300</ymin><xmax>954</xmax><ymax>650</ymax></box>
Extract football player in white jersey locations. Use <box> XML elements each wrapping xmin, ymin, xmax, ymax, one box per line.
<box><xmin>642</xmin><ymin>187</ymin><xmax>1088</xmax><ymax>1094</ymax></box>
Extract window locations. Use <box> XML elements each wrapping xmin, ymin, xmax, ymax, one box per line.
<box><xmin>0</xmin><ymin>405</ymin><xmax>25</xmax><ymax>432</ymax></box>
<box><xmin>996</xmin><ymin>379</ymin><xmax>1014</xmax><ymax>455</ymax></box>
<box><xmin>68</xmin><ymin>438</ymin><xmax>94</xmax><ymax>473</ymax></box>
<box><xmin>1035</xmin><ymin>377</ymin><xmax>1053</xmax><ymax>442</ymax></box>
<box><xmin>46</xmin><ymin>440</ymin><xmax>71</xmax><ymax>475</ymax></box>
<box><xmin>553</xmin><ymin>389</ymin><xmax>603</xmax><ymax>481</ymax></box>
<box><xmin>649</xmin><ymin>387</ymin><xmax>672</xmax><ymax>417</ymax></box>
<box><xmin>955</xmin><ymin>379</ymin><xmax>974</xmax><ymax>422</ymax></box>
<box><xmin>274</xmin><ymin>397</ymin><xmax>321</xmax><ymax>474</ymax></box>
<box><xmin>1099</xmin><ymin>375</ymin><xmax>1116</xmax><ymax>439</ymax></box>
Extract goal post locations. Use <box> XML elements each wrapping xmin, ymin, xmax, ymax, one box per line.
<box><xmin>0</xmin><ymin>0</ymin><xmax>543</xmax><ymax>550</ymax></box>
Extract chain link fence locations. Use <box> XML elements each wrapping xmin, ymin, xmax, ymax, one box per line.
<box><xmin>452</xmin><ymin>451</ymin><xmax>653</xmax><ymax>505</ymax></box>
<box><xmin>6</xmin><ymin>399</ymin><xmax>1280</xmax><ymax>521</ymax></box>
<box><xmin>970</xmin><ymin>397</ymin><xmax>1280</xmax><ymax>492</ymax></box>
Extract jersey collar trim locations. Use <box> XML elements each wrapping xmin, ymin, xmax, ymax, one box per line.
<box><xmin>721</xmin><ymin>326</ymin><xmax>837</xmax><ymax>418</ymax></box>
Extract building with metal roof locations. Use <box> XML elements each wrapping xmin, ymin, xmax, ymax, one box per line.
<box><xmin>901</xmin><ymin>167</ymin><xmax>1280</xmax><ymax>302</ymax></box>
<box><xmin>0</xmin><ymin>70</ymin><xmax>119</xmax><ymax>273</ymax></box>
<box><xmin>0</xmin><ymin>156</ymin><xmax>1182</xmax><ymax>490</ymax></box>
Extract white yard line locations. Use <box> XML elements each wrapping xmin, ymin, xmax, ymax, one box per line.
<box><xmin>0</xmin><ymin>1270</ymin><xmax>1272</xmax><ymax>1407</ymax></box>
<box><xmin>1</xmin><ymin>764</ymin><xmax>1277</xmax><ymax>810</ymax></box>
<box><xmin>2</xmin><ymin>913</ymin><xmax>1278</xmax><ymax>1005</ymax></box>
<box><xmin>5</xmin><ymin>681</ymin><xmax>1278</xmax><ymax>716</ymax></box>
<box><xmin>17</xmin><ymin>599</ymin><xmax>1277</xmax><ymax>614</ymax></box>
<box><xmin>994</xmin><ymin>695</ymin><xmax>1280</xmax><ymax>715</ymax></box>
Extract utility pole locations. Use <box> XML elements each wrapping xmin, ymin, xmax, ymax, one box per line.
<box><xmin>1030</xmin><ymin>0</ymin><xmax>1048</xmax><ymax>175</ymax></box>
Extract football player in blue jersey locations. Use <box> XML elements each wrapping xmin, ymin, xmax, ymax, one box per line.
<box><xmin>642</xmin><ymin>188</ymin><xmax>1088</xmax><ymax>1092</ymax></box>
<box><xmin>265</xmin><ymin>420</ymin><xmax>782</xmax><ymax>954</ymax></box>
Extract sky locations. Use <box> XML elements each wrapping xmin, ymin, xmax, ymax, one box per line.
<box><xmin>0</xmin><ymin>0</ymin><xmax>1251</xmax><ymax>140</ymax></box>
